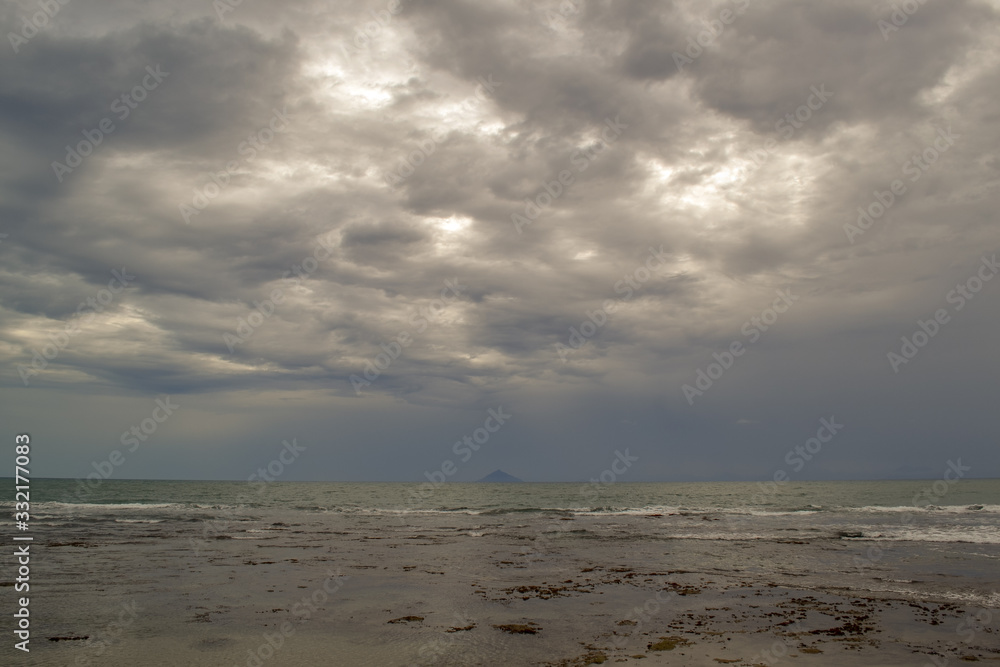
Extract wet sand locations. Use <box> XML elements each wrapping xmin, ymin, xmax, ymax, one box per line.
<box><xmin>23</xmin><ymin>510</ymin><xmax>1000</xmax><ymax>665</ymax></box>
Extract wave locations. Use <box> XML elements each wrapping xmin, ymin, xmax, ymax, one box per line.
<box><xmin>836</xmin><ymin>525</ymin><xmax>1000</xmax><ymax>544</ymax></box>
<box><xmin>25</xmin><ymin>502</ymin><xmax>187</xmax><ymax>511</ymax></box>
<box><xmin>479</xmin><ymin>507</ymin><xmax>577</xmax><ymax>516</ymax></box>
<box><xmin>642</xmin><ymin>525</ymin><xmax>1000</xmax><ymax>545</ymax></box>
<box><xmin>846</xmin><ymin>504</ymin><xmax>1000</xmax><ymax>514</ymax></box>
<box><xmin>306</xmin><ymin>503</ymin><xmax>1000</xmax><ymax>518</ymax></box>
<box><xmin>8</xmin><ymin>501</ymin><xmax>998</xmax><ymax>519</ymax></box>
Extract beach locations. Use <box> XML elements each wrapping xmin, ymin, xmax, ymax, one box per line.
<box><xmin>12</xmin><ymin>480</ymin><xmax>1000</xmax><ymax>665</ymax></box>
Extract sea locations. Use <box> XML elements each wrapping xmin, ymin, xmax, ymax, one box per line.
<box><xmin>7</xmin><ymin>478</ymin><xmax>1000</xmax><ymax>666</ymax></box>
<box><xmin>13</xmin><ymin>478</ymin><xmax>1000</xmax><ymax>553</ymax></box>
<box><xmin>21</xmin><ymin>477</ymin><xmax>1000</xmax><ymax>541</ymax></box>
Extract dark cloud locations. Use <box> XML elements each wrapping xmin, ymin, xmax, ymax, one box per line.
<box><xmin>1</xmin><ymin>0</ymin><xmax>998</xmax><ymax>481</ymax></box>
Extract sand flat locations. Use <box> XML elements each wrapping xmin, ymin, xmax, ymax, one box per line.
<box><xmin>23</xmin><ymin>505</ymin><xmax>1000</xmax><ymax>666</ymax></box>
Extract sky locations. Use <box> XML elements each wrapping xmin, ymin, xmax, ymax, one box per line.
<box><xmin>1</xmin><ymin>0</ymin><xmax>999</xmax><ymax>483</ymax></box>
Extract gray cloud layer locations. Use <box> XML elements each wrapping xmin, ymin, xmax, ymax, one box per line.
<box><xmin>2</xmin><ymin>0</ymin><xmax>999</xmax><ymax>482</ymax></box>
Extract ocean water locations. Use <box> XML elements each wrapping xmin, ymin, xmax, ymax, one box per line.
<box><xmin>17</xmin><ymin>478</ymin><xmax>1000</xmax><ymax>607</ymax></box>
<box><xmin>18</xmin><ymin>477</ymin><xmax>1000</xmax><ymax>545</ymax></box>
<box><xmin>7</xmin><ymin>479</ymin><xmax>1000</xmax><ymax>666</ymax></box>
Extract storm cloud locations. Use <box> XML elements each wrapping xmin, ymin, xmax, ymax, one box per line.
<box><xmin>2</xmin><ymin>0</ymin><xmax>999</xmax><ymax>482</ymax></box>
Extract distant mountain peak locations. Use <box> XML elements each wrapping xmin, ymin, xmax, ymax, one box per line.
<box><xmin>476</xmin><ymin>469</ymin><xmax>523</xmax><ymax>483</ymax></box>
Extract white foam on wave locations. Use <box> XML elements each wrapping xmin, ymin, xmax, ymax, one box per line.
<box><xmin>865</xmin><ymin>585</ymin><xmax>1000</xmax><ymax>608</ymax></box>
<box><xmin>604</xmin><ymin>504</ymin><xmax>1000</xmax><ymax>516</ymax></box>
<box><xmin>348</xmin><ymin>507</ymin><xmax>482</xmax><ymax>515</ymax></box>
<box><xmin>628</xmin><ymin>524</ymin><xmax>1000</xmax><ymax>545</ymax></box>
<box><xmin>597</xmin><ymin>504</ymin><xmax>999</xmax><ymax>517</ymax></box>
<box><xmin>937</xmin><ymin>589</ymin><xmax>1000</xmax><ymax>608</ymax></box>
<box><xmin>585</xmin><ymin>507</ymin><xmax>824</xmax><ymax>517</ymax></box>
<box><xmin>579</xmin><ymin>505</ymin><xmax>685</xmax><ymax>515</ymax></box>
<box><xmin>192</xmin><ymin>503</ymin><xmax>247</xmax><ymax>510</ymax></box>
<box><xmin>30</xmin><ymin>501</ymin><xmax>187</xmax><ymax>511</ymax></box>
<box><xmin>668</xmin><ymin>532</ymin><xmax>771</xmax><ymax>541</ymax></box>
<box><xmin>849</xmin><ymin>525</ymin><xmax>1000</xmax><ymax>544</ymax></box>
<box><xmin>179</xmin><ymin>503</ymin><xmax>998</xmax><ymax>518</ymax></box>
<box><xmin>849</xmin><ymin>504</ymin><xmax>1000</xmax><ymax>514</ymax></box>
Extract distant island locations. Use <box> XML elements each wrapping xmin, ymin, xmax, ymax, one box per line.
<box><xmin>476</xmin><ymin>470</ymin><xmax>523</xmax><ymax>482</ymax></box>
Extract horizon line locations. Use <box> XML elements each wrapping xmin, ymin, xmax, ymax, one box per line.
<box><xmin>9</xmin><ymin>476</ymin><xmax>1000</xmax><ymax>484</ymax></box>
